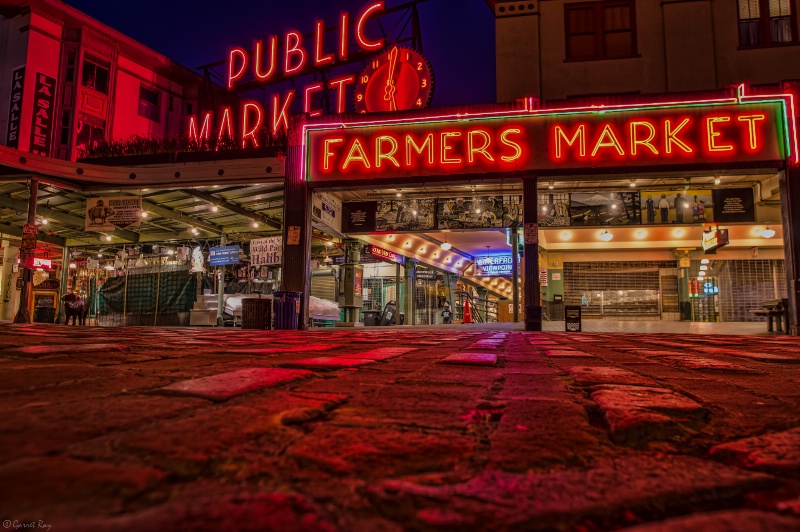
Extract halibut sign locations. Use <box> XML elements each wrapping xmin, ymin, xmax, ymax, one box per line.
<box><xmin>307</xmin><ymin>100</ymin><xmax>789</xmax><ymax>182</ymax></box>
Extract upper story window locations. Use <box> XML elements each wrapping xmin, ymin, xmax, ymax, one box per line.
<box><xmin>738</xmin><ymin>0</ymin><xmax>797</xmax><ymax>47</ymax></box>
<box><xmin>138</xmin><ymin>85</ymin><xmax>161</xmax><ymax>123</ymax></box>
<box><xmin>81</xmin><ymin>53</ymin><xmax>110</xmax><ymax>94</ymax></box>
<box><xmin>565</xmin><ymin>1</ymin><xmax>637</xmax><ymax>61</ymax></box>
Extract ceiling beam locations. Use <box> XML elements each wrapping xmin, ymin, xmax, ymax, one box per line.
<box><xmin>141</xmin><ymin>200</ymin><xmax>223</xmax><ymax>235</ymax></box>
<box><xmin>180</xmin><ymin>189</ymin><xmax>282</xmax><ymax>230</ymax></box>
<box><xmin>0</xmin><ymin>223</ymin><xmax>65</xmax><ymax>247</ymax></box>
<box><xmin>0</xmin><ymin>193</ymin><xmax>141</xmax><ymax>242</ymax></box>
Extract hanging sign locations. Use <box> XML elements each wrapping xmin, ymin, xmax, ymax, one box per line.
<box><xmin>21</xmin><ymin>223</ymin><xmax>37</xmax><ymax>250</ymax></box>
<box><xmin>712</xmin><ymin>188</ymin><xmax>755</xmax><ymax>223</ymax></box>
<box><xmin>29</xmin><ymin>72</ymin><xmax>56</xmax><ymax>157</ymax></box>
<box><xmin>474</xmin><ymin>255</ymin><xmax>513</xmax><ymax>277</ymax></box>
<box><xmin>250</xmin><ymin>236</ymin><xmax>282</xmax><ymax>265</ymax></box>
<box><xmin>368</xmin><ymin>244</ymin><xmax>405</xmax><ymax>265</ymax></box>
<box><xmin>209</xmin><ymin>245</ymin><xmax>241</xmax><ymax>266</ymax></box>
<box><xmin>6</xmin><ymin>66</ymin><xmax>24</xmax><ymax>149</ymax></box>
<box><xmin>85</xmin><ymin>196</ymin><xmax>142</xmax><ymax>231</ymax></box>
<box><xmin>312</xmin><ymin>192</ymin><xmax>342</xmax><ymax>232</ymax></box>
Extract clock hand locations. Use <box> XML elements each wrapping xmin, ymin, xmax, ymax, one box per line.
<box><xmin>384</xmin><ymin>46</ymin><xmax>399</xmax><ymax>111</ymax></box>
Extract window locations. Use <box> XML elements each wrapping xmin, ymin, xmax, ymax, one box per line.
<box><xmin>75</xmin><ymin>113</ymin><xmax>105</xmax><ymax>154</ymax></box>
<box><xmin>138</xmin><ymin>85</ymin><xmax>161</xmax><ymax>123</ymax></box>
<box><xmin>738</xmin><ymin>0</ymin><xmax>797</xmax><ymax>47</ymax></box>
<box><xmin>565</xmin><ymin>1</ymin><xmax>636</xmax><ymax>61</ymax></box>
<box><xmin>81</xmin><ymin>53</ymin><xmax>110</xmax><ymax>94</ymax></box>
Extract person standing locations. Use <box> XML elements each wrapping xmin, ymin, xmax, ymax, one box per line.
<box><xmin>658</xmin><ymin>194</ymin><xmax>669</xmax><ymax>223</ymax></box>
<box><xmin>645</xmin><ymin>195</ymin><xmax>655</xmax><ymax>223</ymax></box>
<box><xmin>692</xmin><ymin>196</ymin><xmax>700</xmax><ymax>222</ymax></box>
<box><xmin>674</xmin><ymin>193</ymin><xmax>684</xmax><ymax>223</ymax></box>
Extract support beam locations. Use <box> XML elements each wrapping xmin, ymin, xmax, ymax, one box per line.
<box><xmin>0</xmin><ymin>223</ymin><xmax>65</xmax><ymax>246</ymax></box>
<box><xmin>522</xmin><ymin>177</ymin><xmax>542</xmax><ymax>331</ymax></box>
<box><xmin>141</xmin><ymin>200</ymin><xmax>222</xmax><ymax>235</ymax></box>
<box><xmin>180</xmin><ymin>189</ymin><xmax>282</xmax><ymax>230</ymax></box>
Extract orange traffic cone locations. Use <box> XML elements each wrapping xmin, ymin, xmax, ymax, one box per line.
<box><xmin>463</xmin><ymin>298</ymin><xmax>473</xmax><ymax>324</ymax></box>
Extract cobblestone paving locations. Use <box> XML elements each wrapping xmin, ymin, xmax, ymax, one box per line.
<box><xmin>1</xmin><ymin>324</ymin><xmax>800</xmax><ymax>531</ymax></box>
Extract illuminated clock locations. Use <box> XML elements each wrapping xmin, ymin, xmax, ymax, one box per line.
<box><xmin>354</xmin><ymin>46</ymin><xmax>434</xmax><ymax>114</ymax></box>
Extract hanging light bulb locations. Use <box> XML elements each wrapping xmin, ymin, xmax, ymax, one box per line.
<box><xmin>701</xmin><ymin>258</ymin><xmax>710</xmax><ymax>264</ymax></box>
<box><xmin>252</xmin><ymin>221</ymin><xmax>259</xmax><ymax>229</ymax></box>
<box><xmin>191</xmin><ymin>227</ymin><xmax>199</xmax><ymax>235</ymax></box>
<box><xmin>141</xmin><ymin>211</ymin><xmax>148</xmax><ymax>218</ymax></box>
<box><xmin>548</xmin><ymin>181</ymin><xmax>554</xmax><ymax>190</ymax></box>
<box><xmin>629</xmin><ymin>179</ymin><xmax>636</xmax><ymax>187</ymax></box>
<box><xmin>714</xmin><ymin>177</ymin><xmax>721</xmax><ymax>186</ymax></box>
<box><xmin>40</xmin><ymin>218</ymin><xmax>48</xmax><ymax>225</ymax></box>
<box><xmin>760</xmin><ymin>226</ymin><xmax>776</xmax><ymax>239</ymax></box>
<box><xmin>69</xmin><ymin>263</ymin><xmax>77</xmax><ymax>269</ymax></box>
<box><xmin>396</xmin><ymin>189</ymin><xmax>402</xmax><ymax>198</ymax></box>
<box><xmin>441</xmin><ymin>239</ymin><xmax>452</xmax><ymax>250</ymax></box>
<box><xmin>211</xmin><ymin>205</ymin><xmax>219</xmax><ymax>212</ymax></box>
<box><xmin>599</xmin><ymin>230</ymin><xmax>613</xmax><ymax>241</ymax></box>
<box><xmin>700</xmin><ymin>265</ymin><xmax>708</xmax><ymax>271</ymax></box>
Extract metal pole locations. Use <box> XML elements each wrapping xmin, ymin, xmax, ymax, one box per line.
<box><xmin>57</xmin><ymin>246</ymin><xmax>70</xmax><ymax>324</ymax></box>
<box><xmin>511</xmin><ymin>224</ymin><xmax>520</xmax><ymax>323</ymax></box>
<box><xmin>123</xmin><ymin>262</ymin><xmax>129</xmax><ymax>326</ymax></box>
<box><xmin>14</xmin><ymin>179</ymin><xmax>38</xmax><ymax>324</ymax></box>
<box><xmin>154</xmin><ymin>257</ymin><xmax>161</xmax><ymax>326</ymax></box>
<box><xmin>395</xmin><ymin>263</ymin><xmax>401</xmax><ymax>326</ymax></box>
<box><xmin>217</xmin><ymin>234</ymin><xmax>226</xmax><ymax>326</ymax></box>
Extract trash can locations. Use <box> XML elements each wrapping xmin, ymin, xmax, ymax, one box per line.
<box><xmin>379</xmin><ymin>301</ymin><xmax>399</xmax><ymax>326</ymax></box>
<box><xmin>33</xmin><ymin>306</ymin><xmax>56</xmax><ymax>324</ymax></box>
<box><xmin>242</xmin><ymin>297</ymin><xmax>272</xmax><ymax>330</ymax></box>
<box><xmin>273</xmin><ymin>291</ymin><xmax>301</xmax><ymax>330</ymax></box>
<box><xmin>362</xmin><ymin>310</ymin><xmax>381</xmax><ymax>326</ymax></box>
<box><xmin>565</xmin><ymin>305</ymin><xmax>582</xmax><ymax>332</ymax></box>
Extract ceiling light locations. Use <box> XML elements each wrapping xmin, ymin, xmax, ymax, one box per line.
<box><xmin>141</xmin><ymin>211</ymin><xmax>148</xmax><ymax>218</ymax></box>
<box><xmin>548</xmin><ymin>181</ymin><xmax>554</xmax><ymax>190</ymax></box>
<box><xmin>700</xmin><ymin>265</ymin><xmax>708</xmax><ymax>271</ymax></box>
<box><xmin>560</xmin><ymin>230</ymin><xmax>571</xmax><ymax>240</ymax></box>
<box><xmin>326</xmin><ymin>241</ymin><xmax>333</xmax><ymax>247</ymax></box>
<box><xmin>599</xmin><ymin>230</ymin><xmax>613</xmax><ymax>241</ymax></box>
<box><xmin>167</xmin><ymin>249</ymin><xmax>174</xmax><ymax>255</ymax></box>
<box><xmin>674</xmin><ymin>229</ymin><xmax>684</xmax><ymax>237</ymax></box>
<box><xmin>97</xmin><ymin>253</ymin><xmax>103</xmax><ymax>258</ymax></box>
<box><xmin>629</xmin><ymin>179</ymin><xmax>636</xmax><ymax>187</ymax></box>
<box><xmin>404</xmin><ymin>240</ymin><xmax>411</xmax><ymax>247</ymax></box>
<box><xmin>252</xmin><ymin>221</ymin><xmax>259</xmax><ymax>228</ymax></box>
<box><xmin>475</xmin><ymin>208</ymin><xmax>481</xmax><ymax>214</ymax></box>
<box><xmin>418</xmin><ymin>247</ymin><xmax>426</xmax><ymax>253</ymax></box>
<box><xmin>456</xmin><ymin>261</ymin><xmax>463</xmax><ymax>266</ymax></box>
<box><xmin>541</xmin><ymin>206</ymin><xmax>548</xmax><ymax>212</ymax></box>
<box><xmin>701</xmin><ymin>258</ymin><xmax>710</xmax><ymax>264</ymax></box>
<box><xmin>618</xmin><ymin>290</ymin><xmax>624</xmax><ymax>296</ymax></box>
<box><xmin>396</xmin><ymin>190</ymin><xmax>402</xmax><ymax>198</ymax></box>
<box><xmin>761</xmin><ymin>226</ymin><xmax>776</xmax><ymax>239</ymax></box>
<box><xmin>433</xmin><ymin>252</ymin><xmax>439</xmax><ymax>258</ymax></box>
<box><xmin>105</xmin><ymin>235</ymin><xmax>112</xmax><ymax>242</ymax></box>
<box><xmin>40</xmin><ymin>218</ymin><xmax>48</xmax><ymax>225</ymax></box>
<box><xmin>714</xmin><ymin>178</ymin><xmax>721</xmax><ymax>185</ymax></box>
<box><xmin>388</xmin><ymin>235</ymin><xmax>395</xmax><ymax>241</ymax></box>
<box><xmin>412</xmin><ymin>210</ymin><xmax>418</xmax><ymax>216</ymax></box>
<box><xmin>191</xmin><ymin>227</ymin><xmax>199</xmax><ymax>234</ymax></box>
<box><xmin>445</xmin><ymin>257</ymin><xmax>451</xmax><ymax>262</ymax></box>
<box><xmin>635</xmin><ymin>229</ymin><xmax>646</xmax><ymax>239</ymax></box>
<box><xmin>211</xmin><ymin>205</ymin><xmax>219</xmax><ymax>212</ymax></box>
<box><xmin>142</xmin><ymin>188</ymin><xmax>149</xmax><ymax>192</ymax></box>
<box><xmin>441</xmin><ymin>241</ymin><xmax>452</xmax><ymax>250</ymax></box>
<box><xmin>104</xmin><ymin>265</ymin><xmax>114</xmax><ymax>271</ymax></box>
<box><xmin>69</xmin><ymin>263</ymin><xmax>77</xmax><ymax>269</ymax></box>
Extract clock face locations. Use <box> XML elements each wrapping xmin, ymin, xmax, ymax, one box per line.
<box><xmin>354</xmin><ymin>46</ymin><xmax>434</xmax><ymax>114</ymax></box>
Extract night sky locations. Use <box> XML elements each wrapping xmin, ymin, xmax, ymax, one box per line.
<box><xmin>65</xmin><ymin>0</ymin><xmax>496</xmax><ymax>107</ymax></box>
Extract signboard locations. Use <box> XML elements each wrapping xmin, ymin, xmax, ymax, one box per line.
<box><xmin>29</xmin><ymin>72</ymin><xmax>56</xmax><ymax>157</ymax></box>
<box><xmin>287</xmin><ymin>226</ymin><xmax>301</xmax><ymax>245</ymax></box>
<box><xmin>702</xmin><ymin>229</ymin><xmax>729</xmax><ymax>254</ymax></box>
<box><xmin>571</xmin><ymin>192</ymin><xmax>640</xmax><ymax>225</ymax></box>
<box><xmin>438</xmin><ymin>196</ymin><xmax>522</xmax><ymax>229</ymax></box>
<box><xmin>21</xmin><ymin>223</ymin><xmax>37</xmax><ymax>250</ymax></box>
<box><xmin>540</xmin><ymin>269</ymin><xmax>548</xmax><ymax>286</ymax></box>
<box><xmin>312</xmin><ymin>191</ymin><xmax>342</xmax><ymax>232</ymax></box>
<box><xmin>712</xmin><ymin>188</ymin><xmax>755</xmax><ymax>223</ymax></box>
<box><xmin>343</xmin><ymin>201</ymin><xmax>377</xmax><ymax>232</ymax></box>
<box><xmin>6</xmin><ymin>66</ymin><xmax>24</xmax><ymax>149</ymax></box>
<box><xmin>209</xmin><ymin>245</ymin><xmax>241</xmax><ymax>266</ymax></box>
<box><xmin>368</xmin><ymin>244</ymin><xmax>405</xmax><ymax>265</ymax></box>
<box><xmin>474</xmin><ymin>255</ymin><xmax>513</xmax><ymax>277</ymax></box>
<box><xmin>85</xmin><ymin>196</ymin><xmax>142</xmax><ymax>231</ymax></box>
<box><xmin>17</xmin><ymin>278</ymin><xmax>59</xmax><ymax>290</ymax></box>
<box><xmin>250</xmin><ymin>236</ymin><xmax>282</xmax><ymax>265</ymax></box>
<box><xmin>308</xmin><ymin>101</ymin><xmax>787</xmax><ymax>182</ymax></box>
<box><xmin>415</xmin><ymin>268</ymin><xmax>437</xmax><ymax>281</ymax></box>
<box><xmin>33</xmin><ymin>257</ymin><xmax>52</xmax><ymax>269</ymax></box>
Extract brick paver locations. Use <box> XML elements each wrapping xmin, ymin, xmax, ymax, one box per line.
<box><xmin>1</xmin><ymin>324</ymin><xmax>799</xmax><ymax>530</ymax></box>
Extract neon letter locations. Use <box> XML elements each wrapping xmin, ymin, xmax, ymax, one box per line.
<box><xmin>554</xmin><ymin>125</ymin><xmax>585</xmax><ymax>158</ymax></box>
<box><xmin>217</xmin><ymin>106</ymin><xmax>233</xmax><ymax>142</ymax></box>
<box><xmin>227</xmin><ymin>48</ymin><xmax>248</xmax><ymax>89</ymax></box>
<box><xmin>323</xmin><ymin>137</ymin><xmax>344</xmax><ymax>170</ymax></box>
<box><xmin>284</xmin><ymin>31</ymin><xmax>307</xmax><ymax>76</ymax></box>
<box><xmin>406</xmin><ymin>134</ymin><xmax>434</xmax><ymax>165</ymax></box>
<box><xmin>630</xmin><ymin>121</ymin><xmax>659</xmax><ymax>155</ymax></box>
<box><xmin>271</xmin><ymin>90</ymin><xmax>295</xmax><ymax>135</ymax></box>
<box><xmin>242</xmin><ymin>102</ymin><xmax>263</xmax><ymax>149</ymax></box>
<box><xmin>500</xmin><ymin>128</ymin><xmax>523</xmax><ymax>162</ymax></box>
<box><xmin>356</xmin><ymin>1</ymin><xmax>385</xmax><ymax>51</ymax></box>
<box><xmin>441</xmin><ymin>132</ymin><xmax>462</xmax><ymax>164</ymax></box>
<box><xmin>707</xmin><ymin>116</ymin><xmax>733</xmax><ymax>152</ymax></box>
<box><xmin>304</xmin><ymin>83</ymin><xmax>324</xmax><ymax>117</ymax></box>
<box><xmin>328</xmin><ymin>75</ymin><xmax>356</xmax><ymax>113</ymax></box>
<box><xmin>188</xmin><ymin>113</ymin><xmax>212</xmax><ymax>142</ymax></box>
<box><xmin>591</xmin><ymin>124</ymin><xmax>625</xmax><ymax>157</ymax></box>
<box><xmin>376</xmin><ymin>135</ymin><xmax>400</xmax><ymax>168</ymax></box>
<box><xmin>314</xmin><ymin>20</ymin><xmax>334</xmax><ymax>66</ymax></box>
<box><xmin>339</xmin><ymin>12</ymin><xmax>350</xmax><ymax>60</ymax></box>
<box><xmin>343</xmin><ymin>139</ymin><xmax>371</xmax><ymax>169</ymax></box>
<box><xmin>737</xmin><ymin>114</ymin><xmax>766</xmax><ymax>150</ymax></box>
<box><xmin>468</xmin><ymin>130</ymin><xmax>494</xmax><ymax>163</ymax></box>
<box><xmin>254</xmin><ymin>37</ymin><xmax>278</xmax><ymax>81</ymax></box>
<box><xmin>665</xmin><ymin>118</ymin><xmax>693</xmax><ymax>154</ymax></box>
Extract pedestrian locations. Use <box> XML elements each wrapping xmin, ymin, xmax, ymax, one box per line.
<box><xmin>692</xmin><ymin>195</ymin><xmax>700</xmax><ymax>222</ymax></box>
<box><xmin>674</xmin><ymin>193</ymin><xmax>684</xmax><ymax>223</ymax></box>
<box><xmin>658</xmin><ymin>194</ymin><xmax>669</xmax><ymax>223</ymax></box>
<box><xmin>645</xmin><ymin>195</ymin><xmax>655</xmax><ymax>223</ymax></box>
<box><xmin>441</xmin><ymin>302</ymin><xmax>452</xmax><ymax>324</ymax></box>
<box><xmin>698</xmin><ymin>200</ymin><xmax>706</xmax><ymax>221</ymax></box>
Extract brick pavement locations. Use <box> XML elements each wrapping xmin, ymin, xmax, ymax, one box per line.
<box><xmin>0</xmin><ymin>324</ymin><xmax>799</xmax><ymax>531</ymax></box>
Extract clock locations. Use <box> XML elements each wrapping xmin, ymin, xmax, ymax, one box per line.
<box><xmin>354</xmin><ymin>46</ymin><xmax>434</xmax><ymax>114</ymax></box>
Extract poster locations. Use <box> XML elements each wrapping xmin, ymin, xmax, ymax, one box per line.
<box><xmin>640</xmin><ymin>190</ymin><xmax>713</xmax><ymax>224</ymax></box>
<box><xmin>437</xmin><ymin>195</ymin><xmax>522</xmax><ymax>229</ymax></box>
<box><xmin>712</xmin><ymin>188</ymin><xmax>755</xmax><ymax>223</ymax></box>
<box><xmin>209</xmin><ymin>246</ymin><xmax>240</xmax><ymax>266</ymax></box>
<box><xmin>250</xmin><ymin>236</ymin><xmax>282</xmax><ymax>265</ymax></box>
<box><xmin>84</xmin><ymin>196</ymin><xmax>142</xmax><ymax>231</ymax></box>
<box><xmin>29</xmin><ymin>72</ymin><xmax>56</xmax><ymax>157</ymax></box>
<box><xmin>376</xmin><ymin>198</ymin><xmax>436</xmax><ymax>231</ymax></box>
<box><xmin>6</xmin><ymin>66</ymin><xmax>24</xmax><ymax>149</ymax></box>
<box><xmin>538</xmin><ymin>193</ymin><xmax>570</xmax><ymax>227</ymax></box>
<box><xmin>312</xmin><ymin>191</ymin><xmax>342</xmax><ymax>232</ymax></box>
<box><xmin>570</xmin><ymin>192</ymin><xmax>640</xmax><ymax>226</ymax></box>
<box><xmin>342</xmin><ymin>201</ymin><xmax>377</xmax><ymax>233</ymax></box>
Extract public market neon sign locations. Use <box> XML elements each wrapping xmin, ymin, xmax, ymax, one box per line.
<box><xmin>188</xmin><ymin>1</ymin><xmax>386</xmax><ymax>144</ymax></box>
<box><xmin>306</xmin><ymin>92</ymin><xmax>793</xmax><ymax>182</ymax></box>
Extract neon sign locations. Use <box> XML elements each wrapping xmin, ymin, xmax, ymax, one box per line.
<box><xmin>307</xmin><ymin>99</ymin><xmax>788</xmax><ymax>182</ymax></box>
<box><xmin>474</xmin><ymin>255</ymin><xmax>513</xmax><ymax>277</ymax></box>
<box><xmin>368</xmin><ymin>244</ymin><xmax>406</xmax><ymax>265</ymax></box>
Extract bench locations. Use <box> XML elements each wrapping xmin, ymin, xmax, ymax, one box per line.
<box><xmin>750</xmin><ymin>298</ymin><xmax>788</xmax><ymax>333</ymax></box>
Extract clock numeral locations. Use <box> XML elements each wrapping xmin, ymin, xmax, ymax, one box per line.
<box><xmin>406</xmin><ymin>52</ymin><xmax>410</xmax><ymax>61</ymax></box>
<box><xmin>357</xmin><ymin>94</ymin><xmax>363</xmax><ymax>102</ymax></box>
<box><xmin>416</xmin><ymin>98</ymin><xmax>423</xmax><ymax>107</ymax></box>
<box><xmin>422</xmin><ymin>79</ymin><xmax>427</xmax><ymax>88</ymax></box>
<box><xmin>417</xmin><ymin>62</ymin><xmax>423</xmax><ymax>71</ymax></box>
<box><xmin>372</xmin><ymin>60</ymin><xmax>379</xmax><ymax>69</ymax></box>
<box><xmin>361</xmin><ymin>75</ymin><xmax>369</xmax><ymax>84</ymax></box>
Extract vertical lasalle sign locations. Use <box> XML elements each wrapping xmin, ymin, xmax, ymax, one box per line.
<box><xmin>188</xmin><ymin>1</ymin><xmax>389</xmax><ymax>146</ymax></box>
